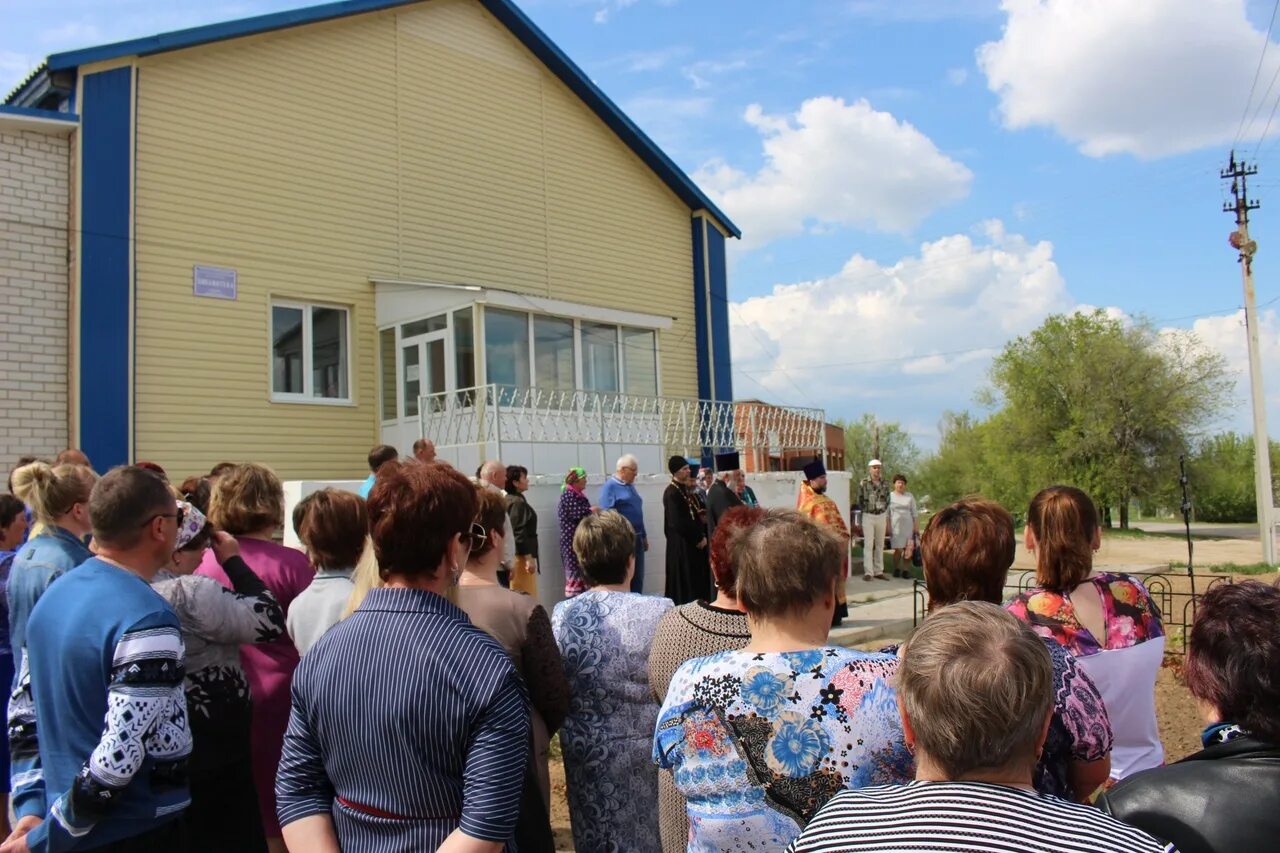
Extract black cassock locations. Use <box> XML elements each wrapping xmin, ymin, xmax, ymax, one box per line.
<box><xmin>705</xmin><ymin>480</ymin><xmax>744</xmax><ymax>541</ymax></box>
<box><xmin>663</xmin><ymin>481</ymin><xmax>712</xmax><ymax>605</ymax></box>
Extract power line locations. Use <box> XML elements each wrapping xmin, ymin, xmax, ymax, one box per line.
<box><xmin>1236</xmin><ymin>0</ymin><xmax>1280</xmax><ymax>147</ymax></box>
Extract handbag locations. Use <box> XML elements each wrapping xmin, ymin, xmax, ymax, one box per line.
<box><xmin>911</xmin><ymin>532</ymin><xmax>923</xmax><ymax>568</ymax></box>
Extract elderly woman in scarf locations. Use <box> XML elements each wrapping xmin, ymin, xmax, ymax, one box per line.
<box><xmin>151</xmin><ymin>499</ymin><xmax>286</xmax><ymax>852</ymax></box>
<box><xmin>556</xmin><ymin>467</ymin><xmax>593</xmax><ymax>598</ymax></box>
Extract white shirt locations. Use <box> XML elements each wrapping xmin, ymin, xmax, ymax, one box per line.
<box><xmin>287</xmin><ymin>569</ymin><xmax>355</xmax><ymax>656</ymax></box>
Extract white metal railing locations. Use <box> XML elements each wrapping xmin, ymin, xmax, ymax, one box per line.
<box><xmin>419</xmin><ymin>384</ymin><xmax>826</xmax><ymax>465</ymax></box>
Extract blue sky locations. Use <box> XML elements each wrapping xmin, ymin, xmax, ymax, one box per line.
<box><xmin>4</xmin><ymin>0</ymin><xmax>1278</xmax><ymax>450</ymax></box>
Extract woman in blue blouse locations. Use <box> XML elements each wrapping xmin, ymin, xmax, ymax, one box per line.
<box><xmin>277</xmin><ymin>461</ymin><xmax>530</xmax><ymax>853</ymax></box>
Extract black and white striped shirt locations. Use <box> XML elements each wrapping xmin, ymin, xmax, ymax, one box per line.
<box><xmin>787</xmin><ymin>781</ymin><xmax>1176</xmax><ymax>853</ymax></box>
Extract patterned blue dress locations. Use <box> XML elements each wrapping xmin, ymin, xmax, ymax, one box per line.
<box><xmin>653</xmin><ymin>648</ymin><xmax>914</xmax><ymax>852</ymax></box>
<box><xmin>552</xmin><ymin>590</ymin><xmax>673</xmax><ymax>852</ymax></box>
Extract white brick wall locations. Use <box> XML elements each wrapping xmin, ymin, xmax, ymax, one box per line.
<box><xmin>1</xmin><ymin>129</ymin><xmax>70</xmax><ymax>478</ymax></box>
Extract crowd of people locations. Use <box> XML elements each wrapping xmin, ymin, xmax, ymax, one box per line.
<box><xmin>0</xmin><ymin>443</ymin><xmax>1275</xmax><ymax>853</ymax></box>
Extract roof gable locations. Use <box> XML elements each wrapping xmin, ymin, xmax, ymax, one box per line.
<box><xmin>7</xmin><ymin>0</ymin><xmax>739</xmax><ymax>237</ymax></box>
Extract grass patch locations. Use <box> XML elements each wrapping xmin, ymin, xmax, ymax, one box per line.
<box><xmin>1169</xmin><ymin>561</ymin><xmax>1277</xmax><ymax>576</ymax></box>
<box><xmin>1102</xmin><ymin>526</ymin><xmax>1219</xmax><ymax>541</ymax></box>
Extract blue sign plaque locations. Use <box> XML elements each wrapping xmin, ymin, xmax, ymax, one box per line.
<box><xmin>193</xmin><ymin>265</ymin><xmax>237</xmax><ymax>300</ymax></box>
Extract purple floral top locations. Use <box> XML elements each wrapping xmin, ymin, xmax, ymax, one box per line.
<box><xmin>1039</xmin><ymin>638</ymin><xmax>1113</xmax><ymax>797</ymax></box>
<box><xmin>557</xmin><ymin>487</ymin><xmax>592</xmax><ymax>598</ymax></box>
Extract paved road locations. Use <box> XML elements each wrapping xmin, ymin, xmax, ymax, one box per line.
<box><xmin>1134</xmin><ymin>522</ymin><xmax>1260</xmax><ymax>540</ymax></box>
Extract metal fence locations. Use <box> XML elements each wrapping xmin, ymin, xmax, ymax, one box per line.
<box><xmin>419</xmin><ymin>383</ymin><xmax>827</xmax><ymax>463</ymax></box>
<box><xmin>911</xmin><ymin>570</ymin><xmax>1234</xmax><ymax>656</ymax></box>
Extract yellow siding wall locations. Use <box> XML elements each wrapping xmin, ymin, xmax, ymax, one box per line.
<box><xmin>133</xmin><ymin>0</ymin><xmax>697</xmax><ymax>480</ymax></box>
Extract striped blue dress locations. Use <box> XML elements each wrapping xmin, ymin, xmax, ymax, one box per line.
<box><xmin>276</xmin><ymin>587</ymin><xmax>530</xmax><ymax>852</ymax></box>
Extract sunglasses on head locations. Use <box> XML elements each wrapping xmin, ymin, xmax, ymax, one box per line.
<box><xmin>464</xmin><ymin>522</ymin><xmax>488</xmax><ymax>552</ymax></box>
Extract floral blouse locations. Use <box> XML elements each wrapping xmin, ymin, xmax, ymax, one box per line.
<box><xmin>654</xmin><ymin>647</ymin><xmax>913</xmax><ymax>852</ymax></box>
<box><xmin>1006</xmin><ymin>572</ymin><xmax>1164</xmax><ymax>657</ymax></box>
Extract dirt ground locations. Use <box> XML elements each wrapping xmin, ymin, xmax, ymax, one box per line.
<box><xmin>1010</xmin><ymin>530</ymin><xmax>1264</xmax><ymax>571</ymax></box>
<box><xmin>546</xmin><ymin>536</ymin><xmax>1275</xmax><ymax>850</ymax></box>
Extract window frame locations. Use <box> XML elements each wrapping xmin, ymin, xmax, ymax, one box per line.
<box><xmin>269</xmin><ymin>299</ymin><xmax>355</xmax><ymax>406</ymax></box>
<box><xmin>478</xmin><ymin>306</ymin><xmax>662</xmax><ymax>398</ymax></box>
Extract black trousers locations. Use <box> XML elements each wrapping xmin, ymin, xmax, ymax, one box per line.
<box><xmin>92</xmin><ymin>819</ymin><xmax>187</xmax><ymax>853</ymax></box>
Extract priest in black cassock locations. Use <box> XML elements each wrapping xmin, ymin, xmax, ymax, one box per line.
<box><xmin>705</xmin><ymin>451</ymin><xmax>744</xmax><ymax>540</ymax></box>
<box><xmin>662</xmin><ymin>455</ymin><xmax>712</xmax><ymax>605</ymax></box>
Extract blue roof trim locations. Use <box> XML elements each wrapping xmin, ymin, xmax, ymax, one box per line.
<box><xmin>0</xmin><ymin>104</ymin><xmax>79</xmax><ymax>122</ymax></box>
<box><xmin>16</xmin><ymin>0</ymin><xmax>739</xmax><ymax>237</ymax></box>
<box><xmin>45</xmin><ymin>0</ymin><xmax>410</xmax><ymax>71</ymax></box>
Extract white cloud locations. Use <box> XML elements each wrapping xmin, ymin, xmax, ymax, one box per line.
<box><xmin>1181</xmin><ymin>308</ymin><xmax>1280</xmax><ymax>433</ymax></box>
<box><xmin>695</xmin><ymin>97</ymin><xmax>972</xmax><ymax>250</ymax></box>
<box><xmin>946</xmin><ymin>67</ymin><xmax>969</xmax><ymax>87</ymax></box>
<box><xmin>682</xmin><ymin>58</ymin><xmax>749</xmax><ymax>90</ymax></box>
<box><xmin>845</xmin><ymin>0</ymin><xmax>999</xmax><ymax>23</ymax></box>
<box><xmin>979</xmin><ymin>0</ymin><xmax>1280</xmax><ymax>158</ymax></box>
<box><xmin>730</xmin><ymin>221</ymin><xmax>1070</xmax><ymax>419</ymax></box>
<box><xmin>38</xmin><ymin>21</ymin><xmax>104</xmax><ymax>47</ymax></box>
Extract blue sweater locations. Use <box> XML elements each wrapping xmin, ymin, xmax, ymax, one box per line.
<box><xmin>11</xmin><ymin>558</ymin><xmax>192</xmax><ymax>852</ymax></box>
<box><xmin>7</xmin><ymin>526</ymin><xmax>93</xmax><ymax>684</ymax></box>
<box><xmin>599</xmin><ymin>477</ymin><xmax>647</xmax><ymax>539</ymax></box>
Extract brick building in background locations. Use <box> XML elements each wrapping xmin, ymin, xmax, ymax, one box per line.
<box><xmin>0</xmin><ymin>109</ymin><xmax>75</xmax><ymax>473</ymax></box>
<box><xmin>734</xmin><ymin>399</ymin><xmax>846</xmax><ymax>474</ymax></box>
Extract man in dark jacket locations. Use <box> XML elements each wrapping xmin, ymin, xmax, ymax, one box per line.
<box><xmin>704</xmin><ymin>452</ymin><xmax>743</xmax><ymax>541</ymax></box>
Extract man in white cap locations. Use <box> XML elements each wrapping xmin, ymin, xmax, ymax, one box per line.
<box><xmin>854</xmin><ymin>459</ymin><xmax>891</xmax><ymax>581</ymax></box>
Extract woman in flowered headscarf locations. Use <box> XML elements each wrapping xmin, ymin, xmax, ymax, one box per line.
<box><xmin>556</xmin><ymin>467</ymin><xmax>593</xmax><ymax>598</ymax></box>
<box><xmin>151</xmin><ymin>496</ymin><xmax>286</xmax><ymax>852</ymax></box>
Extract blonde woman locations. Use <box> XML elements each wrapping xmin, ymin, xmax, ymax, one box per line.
<box><xmin>8</xmin><ymin>462</ymin><xmax>97</xmax><ymax>680</ymax></box>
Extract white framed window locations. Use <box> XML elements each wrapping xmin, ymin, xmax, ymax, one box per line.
<box><xmin>480</xmin><ymin>306</ymin><xmax>660</xmax><ymax>397</ymax></box>
<box><xmin>271</xmin><ymin>301</ymin><xmax>352</xmax><ymax>404</ymax></box>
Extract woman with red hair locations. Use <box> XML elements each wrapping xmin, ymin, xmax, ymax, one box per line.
<box><xmin>277</xmin><ymin>462</ymin><xmax>529</xmax><ymax>852</ymax></box>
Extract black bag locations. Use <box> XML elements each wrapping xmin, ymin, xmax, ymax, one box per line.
<box><xmin>911</xmin><ymin>532</ymin><xmax>923</xmax><ymax>568</ymax></box>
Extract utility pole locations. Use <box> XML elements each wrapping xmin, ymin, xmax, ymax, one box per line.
<box><xmin>1222</xmin><ymin>152</ymin><xmax>1277</xmax><ymax>565</ymax></box>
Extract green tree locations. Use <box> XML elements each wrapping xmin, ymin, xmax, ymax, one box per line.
<box><xmin>1186</xmin><ymin>433</ymin><xmax>1280</xmax><ymax>522</ymax></box>
<box><xmin>986</xmin><ymin>311</ymin><xmax>1233</xmax><ymax>527</ymax></box>
<box><xmin>915</xmin><ymin>410</ymin><xmax>1046</xmax><ymax>516</ymax></box>
<box><xmin>836</xmin><ymin>414</ymin><xmax>921</xmax><ymax>478</ymax></box>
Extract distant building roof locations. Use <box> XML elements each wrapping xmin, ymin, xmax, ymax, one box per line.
<box><xmin>5</xmin><ymin>0</ymin><xmax>739</xmax><ymax>237</ymax></box>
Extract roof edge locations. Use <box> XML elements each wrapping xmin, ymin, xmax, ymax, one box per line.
<box><xmin>0</xmin><ymin>104</ymin><xmax>78</xmax><ymax>122</ymax></box>
<box><xmin>476</xmin><ymin>0</ymin><xmax>739</xmax><ymax>237</ymax></box>
<box><xmin>45</xmin><ymin>0</ymin><xmax>420</xmax><ymax>71</ymax></box>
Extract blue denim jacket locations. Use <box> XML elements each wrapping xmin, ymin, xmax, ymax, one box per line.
<box><xmin>7</xmin><ymin>526</ymin><xmax>93</xmax><ymax>681</ymax></box>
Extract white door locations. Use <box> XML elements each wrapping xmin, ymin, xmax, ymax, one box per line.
<box><xmin>401</xmin><ymin>329</ymin><xmax>452</xmax><ymax>419</ymax></box>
